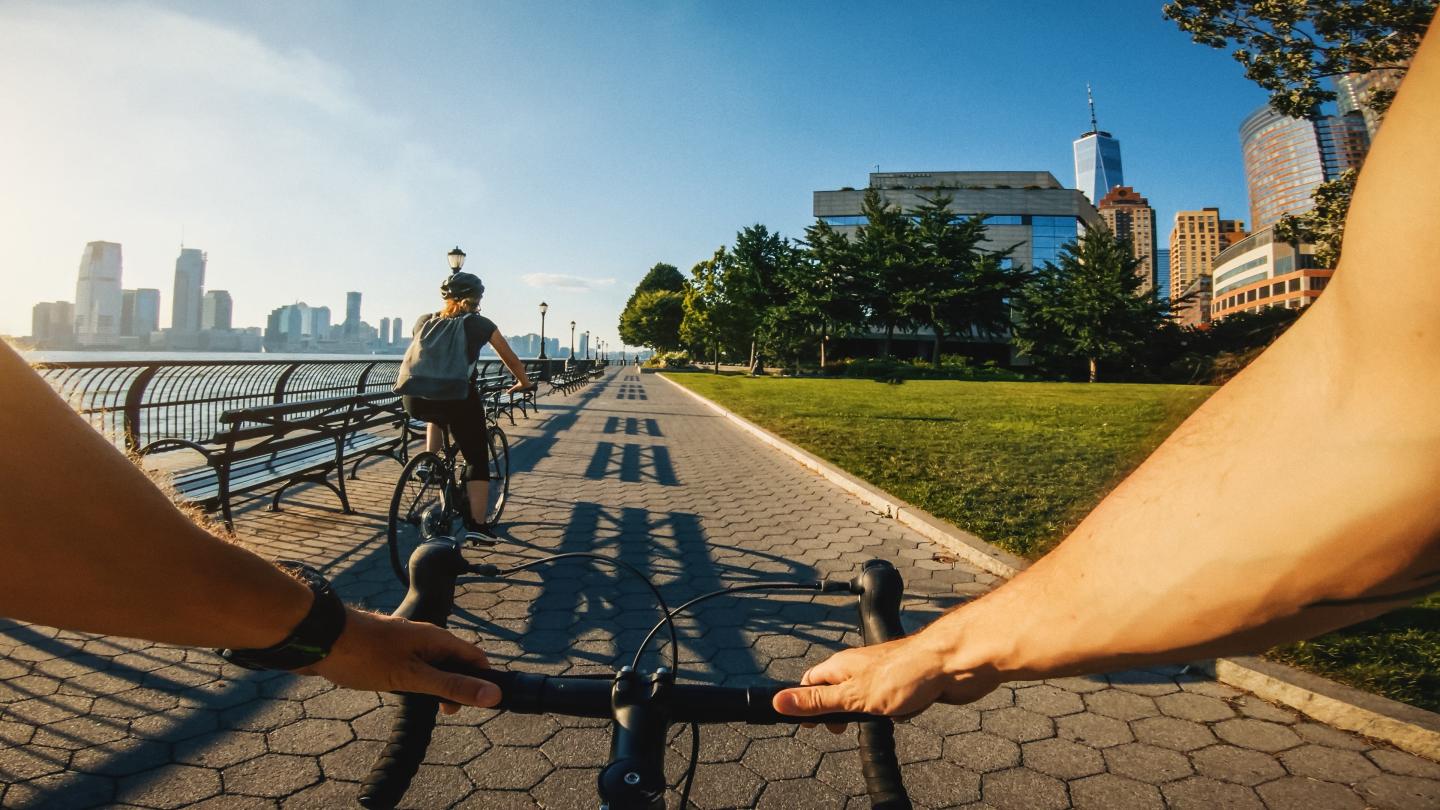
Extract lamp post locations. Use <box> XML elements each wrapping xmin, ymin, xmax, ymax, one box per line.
<box><xmin>538</xmin><ymin>302</ymin><xmax>548</xmax><ymax>360</ymax></box>
<box><xmin>569</xmin><ymin>320</ymin><xmax>576</xmax><ymax>368</ymax></box>
<box><xmin>447</xmin><ymin>246</ymin><xmax>466</xmax><ymax>273</ymax></box>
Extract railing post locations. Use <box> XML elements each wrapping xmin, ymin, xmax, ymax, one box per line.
<box><xmin>274</xmin><ymin>362</ymin><xmax>301</xmax><ymax>403</ymax></box>
<box><xmin>122</xmin><ymin>365</ymin><xmax>160</xmax><ymax>454</ymax></box>
<box><xmin>357</xmin><ymin>361</ymin><xmax>378</xmax><ymax>394</ymax></box>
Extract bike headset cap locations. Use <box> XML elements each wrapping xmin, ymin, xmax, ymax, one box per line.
<box><xmin>441</xmin><ymin>271</ymin><xmax>484</xmax><ymax>301</ymax></box>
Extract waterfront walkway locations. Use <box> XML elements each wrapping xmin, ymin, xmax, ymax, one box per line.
<box><xmin>3</xmin><ymin>367</ymin><xmax>1439</xmax><ymax>808</ymax></box>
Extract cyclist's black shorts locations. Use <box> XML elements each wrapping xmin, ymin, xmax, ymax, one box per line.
<box><xmin>403</xmin><ymin>389</ymin><xmax>489</xmax><ymax>469</ymax></box>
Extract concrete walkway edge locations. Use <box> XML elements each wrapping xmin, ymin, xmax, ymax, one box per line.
<box><xmin>657</xmin><ymin>371</ymin><xmax>1440</xmax><ymax>763</ymax></box>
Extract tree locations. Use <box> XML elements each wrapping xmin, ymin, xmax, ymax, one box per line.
<box><xmin>618</xmin><ymin>262</ymin><xmax>687</xmax><ymax>353</ymax></box>
<box><xmin>850</xmin><ymin>189</ymin><xmax>921</xmax><ymax>357</ymax></box>
<box><xmin>618</xmin><ymin>289</ymin><xmax>684</xmax><ymax>352</ymax></box>
<box><xmin>680</xmin><ymin>248</ymin><xmax>739</xmax><ymax>372</ymax></box>
<box><xmin>800</xmin><ymin>218</ymin><xmax>868</xmax><ymax>367</ymax></box>
<box><xmin>1012</xmin><ymin>226</ymin><xmax>1170</xmax><ymax>382</ymax></box>
<box><xmin>1165</xmin><ymin>2</ymin><xmax>1435</xmax><ymax>268</ymax></box>
<box><xmin>908</xmin><ymin>198</ymin><xmax>1026</xmax><ymax>367</ymax></box>
<box><xmin>726</xmin><ymin>224</ymin><xmax>796</xmax><ymax>373</ymax></box>
<box><xmin>1163</xmin><ymin>0</ymin><xmax>1435</xmax><ymax>120</ymax></box>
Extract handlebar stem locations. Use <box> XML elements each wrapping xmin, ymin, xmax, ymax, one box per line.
<box><xmin>600</xmin><ymin>667</ymin><xmax>671</xmax><ymax>810</ymax></box>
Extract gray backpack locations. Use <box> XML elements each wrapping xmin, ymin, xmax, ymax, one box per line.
<box><xmin>394</xmin><ymin>314</ymin><xmax>473</xmax><ymax>399</ymax></box>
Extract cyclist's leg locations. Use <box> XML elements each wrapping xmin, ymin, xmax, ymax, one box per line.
<box><xmin>448</xmin><ymin>393</ymin><xmax>492</xmax><ymax>530</ymax></box>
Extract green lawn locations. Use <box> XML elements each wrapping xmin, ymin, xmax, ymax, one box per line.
<box><xmin>667</xmin><ymin>372</ymin><xmax>1440</xmax><ymax>712</ymax></box>
<box><xmin>670</xmin><ymin>373</ymin><xmax>1212</xmax><ymax>558</ymax></box>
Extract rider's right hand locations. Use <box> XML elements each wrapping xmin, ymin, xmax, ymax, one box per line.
<box><xmin>300</xmin><ymin>608</ymin><xmax>500</xmax><ymax>714</ymax></box>
<box><xmin>772</xmin><ymin>635</ymin><xmax>999</xmax><ymax>727</ymax></box>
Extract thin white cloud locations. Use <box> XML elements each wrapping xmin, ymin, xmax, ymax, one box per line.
<box><xmin>521</xmin><ymin>273</ymin><xmax>618</xmax><ymax>292</ymax></box>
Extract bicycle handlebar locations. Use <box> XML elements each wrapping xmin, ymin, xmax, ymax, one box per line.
<box><xmin>358</xmin><ymin>542</ymin><xmax>912</xmax><ymax>810</ymax></box>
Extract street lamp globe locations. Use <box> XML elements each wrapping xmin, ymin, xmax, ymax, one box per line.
<box><xmin>447</xmin><ymin>246</ymin><xmax>466</xmax><ymax>272</ymax></box>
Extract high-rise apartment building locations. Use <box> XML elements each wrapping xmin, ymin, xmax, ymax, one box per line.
<box><xmin>75</xmin><ymin>241</ymin><xmax>124</xmax><ymax>347</ymax></box>
<box><xmin>203</xmin><ymin>290</ymin><xmax>233</xmax><ymax>331</ymax></box>
<box><xmin>171</xmin><ymin>248</ymin><xmax>206</xmax><ymax>333</ymax></box>
<box><xmin>1167</xmin><ymin>208</ymin><xmax>1246</xmax><ymax>305</ymax></box>
<box><xmin>1335</xmin><ymin>65</ymin><xmax>1408</xmax><ymax>139</ymax></box>
<box><xmin>121</xmin><ymin>289</ymin><xmax>161</xmax><ymax>338</ymax></box>
<box><xmin>392</xmin><ymin>317</ymin><xmax>403</xmax><ymax>344</ymax></box>
<box><xmin>1072</xmin><ymin>86</ymin><xmax>1123</xmax><ymax>205</ymax></box>
<box><xmin>1096</xmin><ymin>186</ymin><xmax>1156</xmax><ymax>293</ymax></box>
<box><xmin>579</xmin><ymin>331</ymin><xmax>590</xmax><ymax>359</ymax></box>
<box><xmin>1240</xmin><ymin>104</ymin><xmax>1369</xmax><ymax>231</ymax></box>
<box><xmin>379</xmin><ymin>317</ymin><xmax>391</xmax><ymax>345</ymax></box>
<box><xmin>31</xmin><ymin>301</ymin><xmax>75</xmax><ymax>346</ymax></box>
<box><xmin>345</xmin><ymin>292</ymin><xmax>362</xmax><ymax>335</ymax></box>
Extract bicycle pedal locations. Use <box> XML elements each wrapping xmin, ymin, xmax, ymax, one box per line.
<box><xmin>464</xmin><ymin>531</ymin><xmax>498</xmax><ymax>547</ymax></box>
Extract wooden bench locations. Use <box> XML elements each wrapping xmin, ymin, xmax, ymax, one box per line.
<box><xmin>476</xmin><ymin>372</ymin><xmax>534</xmax><ymax>425</ymax></box>
<box><xmin>545</xmin><ymin>366</ymin><xmax>590</xmax><ymax>396</ymax></box>
<box><xmin>139</xmin><ymin>392</ymin><xmax>414</xmax><ymax>529</ymax></box>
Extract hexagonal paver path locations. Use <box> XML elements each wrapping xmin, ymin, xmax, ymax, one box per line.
<box><xmin>3</xmin><ymin>367</ymin><xmax>1439</xmax><ymax>808</ymax></box>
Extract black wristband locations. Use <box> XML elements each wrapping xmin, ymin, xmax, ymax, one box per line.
<box><xmin>218</xmin><ymin>560</ymin><xmax>347</xmax><ymax>671</ymax></box>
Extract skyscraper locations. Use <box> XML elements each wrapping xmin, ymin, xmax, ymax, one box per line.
<box><xmin>1335</xmin><ymin>65</ymin><xmax>1408</xmax><ymax>139</ymax></box>
<box><xmin>1240</xmin><ymin>104</ymin><xmax>1369</xmax><ymax>231</ymax></box>
<box><xmin>121</xmin><ymin>289</ymin><xmax>161</xmax><ymax>338</ymax></box>
<box><xmin>379</xmin><ymin>317</ymin><xmax>391</xmax><ymax>345</ymax></box>
<box><xmin>31</xmin><ymin>301</ymin><xmax>75</xmax><ymax>346</ymax></box>
<box><xmin>392</xmin><ymin>317</ymin><xmax>403</xmax><ymax>344</ymax></box>
<box><xmin>345</xmin><ymin>292</ymin><xmax>362</xmax><ymax>335</ymax></box>
<box><xmin>1155</xmin><ymin>249</ymin><xmax>1171</xmax><ymax>301</ymax></box>
<box><xmin>1168</xmin><ymin>208</ymin><xmax>1246</xmax><ymax>305</ymax></box>
<box><xmin>75</xmin><ymin>241</ymin><xmax>124</xmax><ymax>347</ymax></box>
<box><xmin>579</xmin><ymin>331</ymin><xmax>590</xmax><ymax>359</ymax></box>
<box><xmin>171</xmin><ymin>248</ymin><xmax>206</xmax><ymax>333</ymax></box>
<box><xmin>1096</xmin><ymin>186</ymin><xmax>1157</xmax><ymax>293</ymax></box>
<box><xmin>1072</xmin><ymin>86</ymin><xmax>1123</xmax><ymax>205</ymax></box>
<box><xmin>203</xmin><ymin>290</ymin><xmax>233</xmax><ymax>331</ymax></box>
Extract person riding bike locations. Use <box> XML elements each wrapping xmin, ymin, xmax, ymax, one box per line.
<box><xmin>398</xmin><ymin>270</ymin><xmax>531</xmax><ymax>537</ymax></box>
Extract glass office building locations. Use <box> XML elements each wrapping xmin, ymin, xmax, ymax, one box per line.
<box><xmin>1073</xmin><ymin>131</ymin><xmax>1123</xmax><ymax>205</ymax></box>
<box><xmin>813</xmin><ymin>171</ymin><xmax>1097</xmax><ymax>272</ymax></box>
<box><xmin>1241</xmin><ymin>104</ymin><xmax>1369</xmax><ymax>231</ymax></box>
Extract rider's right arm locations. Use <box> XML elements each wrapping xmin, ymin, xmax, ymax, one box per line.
<box><xmin>777</xmin><ymin>10</ymin><xmax>1440</xmax><ymax>718</ymax></box>
<box><xmin>0</xmin><ymin>343</ymin><xmax>498</xmax><ymax>709</ymax></box>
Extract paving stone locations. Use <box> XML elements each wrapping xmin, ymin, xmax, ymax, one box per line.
<box><xmin>0</xmin><ymin>771</ymin><xmax>116</xmax><ymax>809</ymax></box>
<box><xmin>452</xmin><ymin>789</ymin><xmax>541</xmax><ymax>809</ymax></box>
<box><xmin>1069</xmin><ymin>772</ymin><xmax>1164</xmax><ymax>809</ymax></box>
<box><xmin>1014</xmin><ymin>684</ymin><xmax>1085</xmax><ymax>716</ymax></box>
<box><xmin>910</xmin><ymin>703</ymin><xmax>981</xmax><ymax>735</ymax></box>
<box><xmin>221</xmin><ymin>699</ymin><xmax>304</xmax><ymax>733</ymax></box>
<box><xmin>1132</xmin><ymin>714</ymin><xmax>1216</xmax><ymax>752</ymax></box>
<box><xmin>174</xmin><ymin>731</ymin><xmax>267</xmax><ymax>769</ymax></box>
<box><xmin>1357</xmin><ymin>772</ymin><xmax>1440</xmax><ymax>808</ymax></box>
<box><xmin>1193</xmin><ymin>743</ymin><xmax>1288</xmax><ymax>786</ymax></box>
<box><xmin>741</xmin><ymin>735</ymin><xmax>823</xmax><ymax>779</ymax></box>
<box><xmin>1104</xmin><ymin>741</ymin><xmax>1193</xmax><ymax>784</ymax></box>
<box><xmin>317</xmin><ymin>739</ymin><xmax>385</xmax><ymax>781</ymax></box>
<box><xmin>30</xmin><ymin>715</ymin><xmax>129</xmax><ymax>750</ymax></box>
<box><xmin>755</xmin><ymin>777</ymin><xmax>847</xmax><ymax>809</ymax></box>
<box><xmin>1294</xmin><ymin>721</ymin><xmax>1371</xmax><ymax>751</ymax></box>
<box><xmin>70</xmin><ymin>736</ymin><xmax>173</xmax><ymax>777</ymax></box>
<box><xmin>221</xmin><ymin>754</ymin><xmax>321</xmax><ymax>798</ymax></box>
<box><xmin>426</xmin><ymin>722</ymin><xmax>493</xmax><ymax>765</ymax></box>
<box><xmin>1234</xmin><ymin>695</ymin><xmax>1299</xmax><ymax>724</ymax></box>
<box><xmin>266</xmin><ymin>718</ymin><xmax>353</xmax><ymax>756</ymax></box>
<box><xmin>1161</xmin><ymin>775</ymin><xmax>1264</xmax><ymax>809</ymax></box>
<box><xmin>1084</xmin><ymin>689</ymin><xmax>1160</xmax><ymax>721</ymax></box>
<box><xmin>395</xmin><ymin>763</ymin><xmax>473</xmax><ymax>809</ymax></box>
<box><xmin>980</xmin><ymin>706</ymin><xmax>1055</xmax><ymax>743</ymax></box>
<box><xmin>1368</xmin><ymin>747</ymin><xmax>1440</xmax><ymax>778</ymax></box>
<box><xmin>902</xmin><ymin>758</ymin><xmax>982</xmax><ymax>807</ymax></box>
<box><xmin>482</xmin><ymin>712</ymin><xmax>559</xmax><ymax>745</ymax></box>
<box><xmin>1255</xmin><ymin>775</ymin><xmax>1366</xmax><ymax>809</ymax></box>
<box><xmin>1213</xmin><ymin>717</ymin><xmax>1303</xmax><ymax>753</ymax></box>
<box><xmin>815</xmin><ymin>749</ymin><xmax>866</xmax><ymax>796</ymax></box>
<box><xmin>116</xmin><ymin>763</ymin><xmax>223</xmax><ymax>808</ymax></box>
<box><xmin>1022</xmin><ymin>737</ymin><xmax>1105</xmax><ymax>779</ymax></box>
<box><xmin>684</xmin><ymin>761</ymin><xmax>764</xmax><ymax>809</ymax></box>
<box><xmin>1107</xmin><ymin>670</ymin><xmax>1181</xmax><ymax>696</ymax></box>
<box><xmin>281</xmin><ymin>780</ymin><xmax>362</xmax><ymax>809</ymax></box>
<box><xmin>1156</xmin><ymin>690</ymin><xmax>1237</xmax><ymax>722</ymax></box>
<box><xmin>982</xmin><ymin>766</ymin><xmax>1066</xmax><ymax>810</ymax></box>
<box><xmin>463</xmin><ymin>746</ymin><xmax>554</xmax><ymax>790</ymax></box>
<box><xmin>300</xmin><ymin>688</ymin><xmax>378</xmax><ymax>720</ymax></box>
<box><xmin>942</xmin><ymin>731</ymin><xmax>1021</xmax><ymax>773</ymax></box>
<box><xmin>1280</xmin><ymin>743</ymin><xmax>1380</xmax><ymax>783</ymax></box>
<box><xmin>1056</xmin><ymin>712</ymin><xmax>1134</xmax><ymax>749</ymax></box>
<box><xmin>187</xmin><ymin>797</ymin><xmax>278</xmax><ymax>810</ymax></box>
<box><xmin>0</xmin><ymin>742</ymin><xmax>68</xmax><ymax>781</ymax></box>
<box><xmin>529</xmin><ymin>767</ymin><xmax>597</xmax><ymax>808</ymax></box>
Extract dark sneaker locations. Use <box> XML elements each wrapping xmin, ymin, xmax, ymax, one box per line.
<box><xmin>463</xmin><ymin>521</ymin><xmax>498</xmax><ymax>546</ymax></box>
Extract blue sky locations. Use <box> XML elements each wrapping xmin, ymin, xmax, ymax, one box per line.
<box><xmin>0</xmin><ymin>1</ymin><xmax>1270</xmax><ymax>346</ymax></box>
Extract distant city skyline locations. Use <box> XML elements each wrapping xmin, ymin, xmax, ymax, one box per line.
<box><xmin>4</xmin><ymin>2</ymin><xmax>1281</xmax><ymax>345</ymax></box>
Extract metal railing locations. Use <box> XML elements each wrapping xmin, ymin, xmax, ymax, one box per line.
<box><xmin>33</xmin><ymin>357</ymin><xmax>590</xmax><ymax>453</ymax></box>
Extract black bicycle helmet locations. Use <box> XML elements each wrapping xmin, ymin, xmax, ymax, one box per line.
<box><xmin>440</xmin><ymin>271</ymin><xmax>484</xmax><ymax>300</ymax></box>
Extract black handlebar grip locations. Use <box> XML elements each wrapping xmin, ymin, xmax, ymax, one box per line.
<box><xmin>357</xmin><ymin>541</ymin><xmax>467</xmax><ymax>808</ymax></box>
<box><xmin>357</xmin><ymin>692</ymin><xmax>440</xmax><ymax>809</ymax></box>
<box><xmin>854</xmin><ymin>559</ymin><xmax>913</xmax><ymax>810</ymax></box>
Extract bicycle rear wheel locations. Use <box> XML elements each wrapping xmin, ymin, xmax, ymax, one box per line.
<box><xmin>387</xmin><ymin>451</ymin><xmax>455</xmax><ymax>587</ymax></box>
<box><xmin>480</xmin><ymin>428</ymin><xmax>510</xmax><ymax>526</ymax></box>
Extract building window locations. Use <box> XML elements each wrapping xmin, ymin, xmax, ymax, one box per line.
<box><xmin>1259</xmin><ymin>286</ymin><xmax>1270</xmax><ymax>299</ymax></box>
<box><xmin>1288</xmin><ymin>278</ymin><xmax>1301</xmax><ymax>292</ymax></box>
<box><xmin>1272</xmin><ymin>283</ymin><xmax>1284</xmax><ymax>296</ymax></box>
<box><xmin>1247</xmin><ymin>289</ymin><xmax>1257</xmax><ymax>302</ymax></box>
<box><xmin>1311</xmin><ymin>277</ymin><xmax>1329</xmax><ymax>291</ymax></box>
